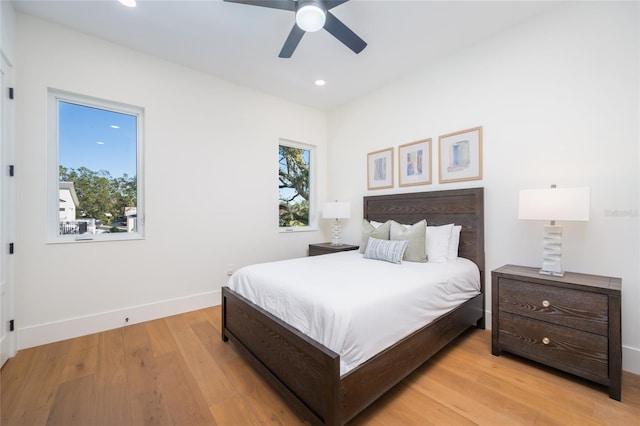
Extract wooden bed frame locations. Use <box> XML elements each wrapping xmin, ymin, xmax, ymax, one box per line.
<box><xmin>221</xmin><ymin>187</ymin><xmax>485</xmax><ymax>425</ymax></box>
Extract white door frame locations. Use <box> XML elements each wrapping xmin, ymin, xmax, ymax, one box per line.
<box><xmin>0</xmin><ymin>48</ymin><xmax>16</xmax><ymax>367</ymax></box>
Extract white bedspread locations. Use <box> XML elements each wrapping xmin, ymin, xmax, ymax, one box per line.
<box><xmin>227</xmin><ymin>251</ymin><xmax>480</xmax><ymax>376</ymax></box>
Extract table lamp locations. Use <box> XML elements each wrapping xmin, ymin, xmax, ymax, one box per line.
<box><xmin>518</xmin><ymin>185</ymin><xmax>590</xmax><ymax>276</ymax></box>
<box><xmin>322</xmin><ymin>201</ymin><xmax>351</xmax><ymax>246</ymax></box>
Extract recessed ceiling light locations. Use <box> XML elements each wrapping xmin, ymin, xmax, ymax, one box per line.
<box><xmin>110</xmin><ymin>125</ymin><xmax>120</xmax><ymax>129</ymax></box>
<box><xmin>118</xmin><ymin>0</ymin><xmax>137</xmax><ymax>8</ymax></box>
<box><xmin>315</xmin><ymin>79</ymin><xmax>326</xmax><ymax>86</ymax></box>
<box><xmin>97</xmin><ymin>141</ymin><xmax>105</xmax><ymax>145</ymax></box>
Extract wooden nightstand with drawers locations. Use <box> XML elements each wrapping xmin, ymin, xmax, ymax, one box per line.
<box><xmin>491</xmin><ymin>264</ymin><xmax>622</xmax><ymax>400</ymax></box>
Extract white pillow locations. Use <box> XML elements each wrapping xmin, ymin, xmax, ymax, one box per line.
<box><xmin>363</xmin><ymin>237</ymin><xmax>408</xmax><ymax>264</ymax></box>
<box><xmin>448</xmin><ymin>225</ymin><xmax>462</xmax><ymax>261</ymax></box>
<box><xmin>426</xmin><ymin>224</ymin><xmax>454</xmax><ymax>262</ymax></box>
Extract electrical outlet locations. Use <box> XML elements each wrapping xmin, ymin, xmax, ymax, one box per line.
<box><xmin>227</xmin><ymin>264</ymin><xmax>235</xmax><ymax>276</ymax></box>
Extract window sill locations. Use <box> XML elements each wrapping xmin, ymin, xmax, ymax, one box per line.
<box><xmin>279</xmin><ymin>227</ymin><xmax>318</xmax><ymax>234</ymax></box>
<box><xmin>46</xmin><ymin>232</ymin><xmax>145</xmax><ymax>244</ymax></box>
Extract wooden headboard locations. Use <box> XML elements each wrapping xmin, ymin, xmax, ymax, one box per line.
<box><xmin>363</xmin><ymin>187</ymin><xmax>485</xmax><ymax>290</ymax></box>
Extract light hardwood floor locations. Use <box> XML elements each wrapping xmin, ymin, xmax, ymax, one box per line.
<box><xmin>2</xmin><ymin>306</ymin><xmax>639</xmax><ymax>425</ymax></box>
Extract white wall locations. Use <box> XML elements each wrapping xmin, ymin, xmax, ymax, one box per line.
<box><xmin>327</xmin><ymin>2</ymin><xmax>640</xmax><ymax>374</ymax></box>
<box><xmin>15</xmin><ymin>14</ymin><xmax>328</xmax><ymax>348</ymax></box>
<box><xmin>14</xmin><ymin>2</ymin><xmax>640</xmax><ymax>376</ymax></box>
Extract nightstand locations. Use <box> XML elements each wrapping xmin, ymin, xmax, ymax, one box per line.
<box><xmin>308</xmin><ymin>243</ymin><xmax>359</xmax><ymax>256</ymax></box>
<box><xmin>491</xmin><ymin>264</ymin><xmax>622</xmax><ymax>400</ymax></box>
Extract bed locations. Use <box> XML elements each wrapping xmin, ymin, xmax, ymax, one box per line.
<box><xmin>221</xmin><ymin>187</ymin><xmax>485</xmax><ymax>425</ymax></box>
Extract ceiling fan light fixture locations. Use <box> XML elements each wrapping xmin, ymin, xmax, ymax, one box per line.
<box><xmin>296</xmin><ymin>1</ymin><xmax>326</xmax><ymax>32</ymax></box>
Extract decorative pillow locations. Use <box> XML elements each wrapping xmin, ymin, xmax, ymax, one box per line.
<box><xmin>426</xmin><ymin>224</ymin><xmax>454</xmax><ymax>263</ymax></box>
<box><xmin>363</xmin><ymin>237</ymin><xmax>408</xmax><ymax>264</ymax></box>
<box><xmin>360</xmin><ymin>219</ymin><xmax>391</xmax><ymax>253</ymax></box>
<box><xmin>390</xmin><ymin>220</ymin><xmax>427</xmax><ymax>262</ymax></box>
<box><xmin>448</xmin><ymin>225</ymin><xmax>462</xmax><ymax>261</ymax></box>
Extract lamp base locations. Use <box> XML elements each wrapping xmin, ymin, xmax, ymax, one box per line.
<box><xmin>539</xmin><ymin>269</ymin><xmax>565</xmax><ymax>277</ymax></box>
<box><xmin>541</xmin><ymin>224</ymin><xmax>564</xmax><ymax>276</ymax></box>
<box><xmin>330</xmin><ymin>220</ymin><xmax>342</xmax><ymax>246</ymax></box>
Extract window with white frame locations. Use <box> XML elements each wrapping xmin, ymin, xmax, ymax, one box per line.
<box><xmin>47</xmin><ymin>89</ymin><xmax>144</xmax><ymax>242</ymax></box>
<box><xmin>279</xmin><ymin>140</ymin><xmax>315</xmax><ymax>231</ymax></box>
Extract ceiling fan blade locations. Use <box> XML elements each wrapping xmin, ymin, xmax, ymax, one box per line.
<box><xmin>324</xmin><ymin>11</ymin><xmax>367</xmax><ymax>54</ymax></box>
<box><xmin>323</xmin><ymin>0</ymin><xmax>351</xmax><ymax>11</ymax></box>
<box><xmin>279</xmin><ymin>24</ymin><xmax>306</xmax><ymax>58</ymax></box>
<box><xmin>222</xmin><ymin>0</ymin><xmax>296</xmax><ymax>12</ymax></box>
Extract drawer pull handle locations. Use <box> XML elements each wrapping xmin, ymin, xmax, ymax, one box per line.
<box><xmin>542</xmin><ymin>300</ymin><xmax>550</xmax><ymax>308</ymax></box>
<box><xmin>542</xmin><ymin>337</ymin><xmax>550</xmax><ymax>345</ymax></box>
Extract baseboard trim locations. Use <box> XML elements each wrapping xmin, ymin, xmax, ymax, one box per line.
<box><xmin>17</xmin><ymin>290</ymin><xmax>221</xmax><ymax>350</ymax></box>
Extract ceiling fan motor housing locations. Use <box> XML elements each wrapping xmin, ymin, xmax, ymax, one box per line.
<box><xmin>296</xmin><ymin>0</ymin><xmax>326</xmax><ymax>32</ymax></box>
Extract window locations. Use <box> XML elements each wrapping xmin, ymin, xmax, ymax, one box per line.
<box><xmin>47</xmin><ymin>90</ymin><xmax>144</xmax><ymax>242</ymax></box>
<box><xmin>279</xmin><ymin>140</ymin><xmax>315</xmax><ymax>231</ymax></box>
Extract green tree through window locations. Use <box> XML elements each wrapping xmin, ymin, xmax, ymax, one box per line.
<box><xmin>279</xmin><ymin>144</ymin><xmax>310</xmax><ymax>227</ymax></box>
<box><xmin>59</xmin><ymin>166</ymin><xmax>137</xmax><ymax>226</ymax></box>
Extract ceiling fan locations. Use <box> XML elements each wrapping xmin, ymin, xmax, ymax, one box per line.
<box><xmin>223</xmin><ymin>0</ymin><xmax>367</xmax><ymax>58</ymax></box>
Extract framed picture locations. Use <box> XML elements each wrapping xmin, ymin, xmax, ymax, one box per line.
<box><xmin>367</xmin><ymin>147</ymin><xmax>394</xmax><ymax>190</ymax></box>
<box><xmin>398</xmin><ymin>138</ymin><xmax>432</xmax><ymax>187</ymax></box>
<box><xmin>439</xmin><ymin>126</ymin><xmax>483</xmax><ymax>183</ymax></box>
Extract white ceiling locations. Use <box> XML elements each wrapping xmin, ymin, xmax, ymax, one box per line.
<box><xmin>12</xmin><ymin>0</ymin><xmax>562</xmax><ymax>110</ymax></box>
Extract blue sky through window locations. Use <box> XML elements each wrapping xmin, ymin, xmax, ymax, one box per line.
<box><xmin>59</xmin><ymin>101</ymin><xmax>137</xmax><ymax>179</ymax></box>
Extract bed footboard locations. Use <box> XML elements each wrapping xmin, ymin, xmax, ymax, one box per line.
<box><xmin>222</xmin><ymin>287</ymin><xmax>341</xmax><ymax>426</ymax></box>
<box><xmin>340</xmin><ymin>292</ymin><xmax>484</xmax><ymax>423</ymax></box>
<box><xmin>222</xmin><ymin>287</ymin><xmax>484</xmax><ymax>425</ymax></box>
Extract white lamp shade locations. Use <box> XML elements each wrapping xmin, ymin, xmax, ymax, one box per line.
<box><xmin>519</xmin><ymin>187</ymin><xmax>590</xmax><ymax>222</ymax></box>
<box><xmin>296</xmin><ymin>3</ymin><xmax>326</xmax><ymax>32</ymax></box>
<box><xmin>322</xmin><ymin>201</ymin><xmax>351</xmax><ymax>219</ymax></box>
